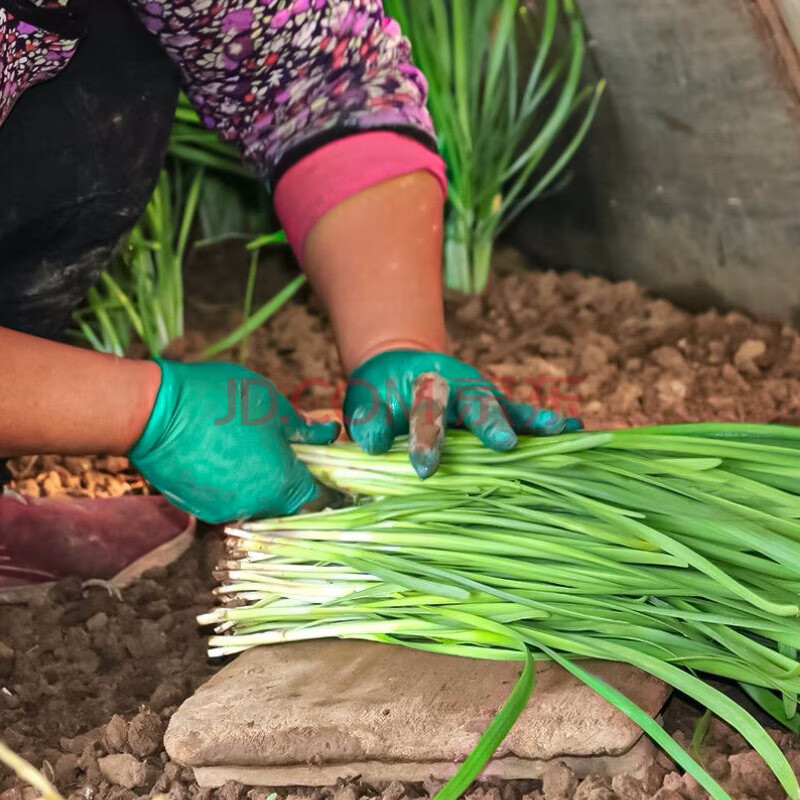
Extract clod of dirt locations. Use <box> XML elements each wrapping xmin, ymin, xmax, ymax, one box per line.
<box><xmin>572</xmin><ymin>777</ymin><xmax>615</xmax><ymax>800</ymax></box>
<box><xmin>733</xmin><ymin>339</ymin><xmax>767</xmax><ymax>375</ymax></box>
<box><xmin>540</xmin><ymin>762</ymin><xmax>578</xmax><ymax>799</ymax></box>
<box><xmin>331</xmin><ymin>786</ymin><xmax>359</xmax><ymax>800</ymax></box>
<box><xmin>103</xmin><ymin>715</ymin><xmax>128</xmax><ymax>753</ymax></box>
<box><xmin>727</xmin><ymin>750</ymin><xmax>784</xmax><ymax>799</ymax></box>
<box><xmin>380</xmin><ymin>781</ymin><xmax>408</xmax><ymax>800</ymax></box>
<box><xmin>662</xmin><ymin>772</ymin><xmax>706</xmax><ymax>800</ymax></box>
<box><xmin>98</xmin><ymin>754</ymin><xmax>157</xmax><ymax>790</ymax></box>
<box><xmin>470</xmin><ymin>788</ymin><xmax>502</xmax><ymax>800</ymax></box>
<box><xmin>421</xmin><ymin>777</ymin><xmax>444</xmax><ymax>797</ymax></box>
<box><xmin>126</xmin><ymin>709</ymin><xmax>163</xmax><ymax>757</ymax></box>
<box><xmin>149</xmin><ymin>680</ymin><xmax>188</xmax><ymax>714</ymax></box>
<box><xmin>217</xmin><ymin>780</ymin><xmax>246</xmax><ymax>800</ymax></box>
<box><xmin>52</xmin><ymin>753</ymin><xmax>79</xmax><ymax>787</ymax></box>
<box><xmin>611</xmin><ymin>774</ymin><xmax>647</xmax><ymax>800</ymax></box>
<box><xmin>650</xmin><ymin>790</ymin><xmax>683</xmax><ymax>800</ymax></box>
<box><xmin>86</xmin><ymin>612</ymin><xmax>109</xmax><ymax>632</ymax></box>
<box><xmin>0</xmin><ymin>787</ymin><xmax>33</xmax><ymax>800</ymax></box>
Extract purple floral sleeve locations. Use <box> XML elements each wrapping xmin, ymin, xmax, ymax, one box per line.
<box><xmin>0</xmin><ymin>7</ymin><xmax>79</xmax><ymax>128</ymax></box>
<box><xmin>130</xmin><ymin>0</ymin><xmax>437</xmax><ymax>180</ymax></box>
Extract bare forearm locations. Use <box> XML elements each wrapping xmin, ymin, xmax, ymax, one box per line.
<box><xmin>0</xmin><ymin>328</ymin><xmax>160</xmax><ymax>456</ymax></box>
<box><xmin>302</xmin><ymin>171</ymin><xmax>448</xmax><ymax>373</ymax></box>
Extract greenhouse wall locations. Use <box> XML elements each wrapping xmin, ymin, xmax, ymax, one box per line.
<box><xmin>512</xmin><ymin>0</ymin><xmax>800</xmax><ymax>323</ymax></box>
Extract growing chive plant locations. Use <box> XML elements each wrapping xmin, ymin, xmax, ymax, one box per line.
<box><xmin>71</xmin><ymin>168</ymin><xmax>202</xmax><ymax>357</ymax></box>
<box><xmin>71</xmin><ymin>96</ymin><xmax>293</xmax><ymax>359</ymax></box>
<box><xmin>205</xmin><ymin>423</ymin><xmax>800</xmax><ymax>800</ymax></box>
<box><xmin>384</xmin><ymin>0</ymin><xmax>604</xmax><ymax>293</ymax></box>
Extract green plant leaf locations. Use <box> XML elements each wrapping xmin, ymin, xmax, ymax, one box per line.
<box><xmin>435</xmin><ymin>647</ymin><xmax>535</xmax><ymax>800</ymax></box>
<box><xmin>200</xmin><ymin>275</ymin><xmax>307</xmax><ymax>359</ymax></box>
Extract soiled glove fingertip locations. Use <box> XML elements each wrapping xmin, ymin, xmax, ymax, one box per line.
<box><xmin>297</xmin><ymin>420</ymin><xmax>341</xmax><ymax>445</ymax></box>
<box><xmin>350</xmin><ymin>423</ymin><xmax>393</xmax><ymax>456</ymax></box>
<box><xmin>410</xmin><ymin>449</ymin><xmax>441</xmax><ymax>480</ymax></box>
<box><xmin>532</xmin><ymin>409</ymin><xmax>567</xmax><ymax>435</ymax></box>
<box><xmin>563</xmin><ymin>417</ymin><xmax>585</xmax><ymax>433</ymax></box>
<box><xmin>487</xmin><ymin>427</ymin><xmax>518</xmax><ymax>451</ymax></box>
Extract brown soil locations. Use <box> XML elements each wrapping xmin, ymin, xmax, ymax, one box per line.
<box><xmin>238</xmin><ymin>249</ymin><xmax>800</xmax><ymax>428</ymax></box>
<box><xmin>5</xmin><ymin>259</ymin><xmax>800</xmax><ymax>800</ymax></box>
<box><xmin>5</xmin><ymin>455</ymin><xmax>148</xmax><ymax>500</ymax></box>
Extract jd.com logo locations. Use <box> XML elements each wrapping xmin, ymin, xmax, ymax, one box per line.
<box><xmin>213</xmin><ymin>375</ymin><xmax>584</xmax><ymax>427</ymax></box>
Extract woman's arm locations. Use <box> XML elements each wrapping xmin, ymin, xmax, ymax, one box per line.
<box><xmin>0</xmin><ymin>328</ymin><xmax>339</xmax><ymax>522</ymax></box>
<box><xmin>301</xmin><ymin>170</ymin><xmax>447</xmax><ymax>373</ymax></box>
<box><xmin>0</xmin><ymin>328</ymin><xmax>160</xmax><ymax>456</ymax></box>
<box><xmin>123</xmin><ymin>0</ymin><xmax>449</xmax><ymax>361</ymax></box>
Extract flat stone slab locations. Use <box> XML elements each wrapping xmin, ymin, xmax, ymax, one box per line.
<box><xmin>166</xmin><ymin>640</ymin><xmax>669</xmax><ymax>786</ymax></box>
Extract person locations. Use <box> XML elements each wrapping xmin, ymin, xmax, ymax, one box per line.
<box><xmin>0</xmin><ymin>0</ymin><xmax>577</xmax><ymax>592</ymax></box>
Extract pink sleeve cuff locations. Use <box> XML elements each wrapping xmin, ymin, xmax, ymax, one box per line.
<box><xmin>273</xmin><ymin>131</ymin><xmax>447</xmax><ymax>260</ymax></box>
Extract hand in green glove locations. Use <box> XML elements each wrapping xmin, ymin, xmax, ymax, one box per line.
<box><xmin>129</xmin><ymin>360</ymin><xmax>340</xmax><ymax>524</ymax></box>
<box><xmin>343</xmin><ymin>350</ymin><xmax>582</xmax><ymax>478</ymax></box>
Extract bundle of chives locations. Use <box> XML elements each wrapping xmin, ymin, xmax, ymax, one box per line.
<box><xmin>202</xmin><ymin>424</ymin><xmax>800</xmax><ymax>800</ymax></box>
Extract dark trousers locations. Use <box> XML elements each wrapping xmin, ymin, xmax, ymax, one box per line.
<box><xmin>0</xmin><ymin>0</ymin><xmax>179</xmax><ymax>481</ymax></box>
<box><xmin>0</xmin><ymin>0</ymin><xmax>179</xmax><ymax>340</ymax></box>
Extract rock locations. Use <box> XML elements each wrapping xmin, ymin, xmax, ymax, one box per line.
<box><xmin>734</xmin><ymin>339</ymin><xmax>767</xmax><ymax>374</ymax></box>
<box><xmin>97</xmin><ymin>754</ymin><xmax>157</xmax><ymax>790</ymax></box>
<box><xmin>103</xmin><ymin>715</ymin><xmax>128</xmax><ymax>754</ymax></box>
<box><xmin>538</xmin><ymin>762</ymin><xmax>578</xmax><ymax>800</ymax></box>
<box><xmin>127</xmin><ymin>709</ymin><xmax>163</xmax><ymax>757</ymax></box>
<box><xmin>166</xmin><ymin>642</ymin><xmax>669</xmax><ymax>786</ymax></box>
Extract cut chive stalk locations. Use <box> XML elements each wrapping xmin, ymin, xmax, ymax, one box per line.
<box><xmin>205</xmin><ymin>423</ymin><xmax>800</xmax><ymax>800</ymax></box>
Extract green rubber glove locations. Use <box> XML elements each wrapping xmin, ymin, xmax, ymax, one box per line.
<box><xmin>129</xmin><ymin>360</ymin><xmax>340</xmax><ymax>524</ymax></box>
<box><xmin>343</xmin><ymin>350</ymin><xmax>582</xmax><ymax>478</ymax></box>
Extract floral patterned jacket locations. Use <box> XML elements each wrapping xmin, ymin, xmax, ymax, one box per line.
<box><xmin>0</xmin><ymin>0</ymin><xmax>437</xmax><ymax>182</ymax></box>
